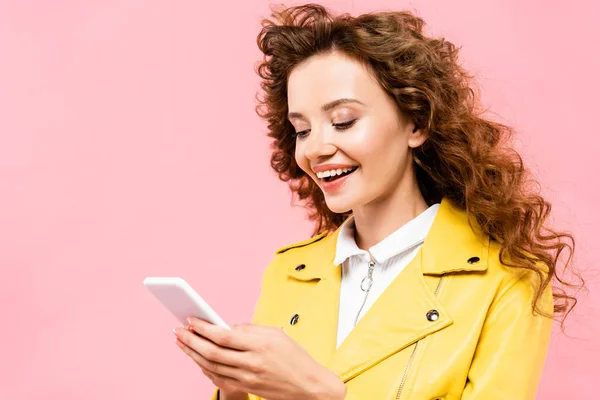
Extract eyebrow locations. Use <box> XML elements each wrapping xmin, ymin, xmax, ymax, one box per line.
<box><xmin>287</xmin><ymin>98</ymin><xmax>365</xmax><ymax>120</ymax></box>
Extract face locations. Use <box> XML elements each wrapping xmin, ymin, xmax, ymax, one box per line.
<box><xmin>287</xmin><ymin>51</ymin><xmax>426</xmax><ymax>214</ymax></box>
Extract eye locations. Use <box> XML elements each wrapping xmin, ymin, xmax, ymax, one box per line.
<box><xmin>333</xmin><ymin>119</ymin><xmax>357</xmax><ymax>131</ymax></box>
<box><xmin>295</xmin><ymin>129</ymin><xmax>310</xmax><ymax>139</ymax></box>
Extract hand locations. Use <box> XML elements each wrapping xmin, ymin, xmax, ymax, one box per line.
<box><xmin>173</xmin><ymin>318</ymin><xmax>346</xmax><ymax>400</ymax></box>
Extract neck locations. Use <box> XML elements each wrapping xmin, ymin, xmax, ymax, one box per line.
<box><xmin>352</xmin><ymin>174</ymin><xmax>428</xmax><ymax>250</ymax></box>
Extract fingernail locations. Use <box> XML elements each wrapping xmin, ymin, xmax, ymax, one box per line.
<box><xmin>172</xmin><ymin>328</ymin><xmax>178</xmax><ymax>337</ymax></box>
<box><xmin>186</xmin><ymin>317</ymin><xmax>193</xmax><ymax>325</ymax></box>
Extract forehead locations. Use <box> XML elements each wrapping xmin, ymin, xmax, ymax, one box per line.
<box><xmin>287</xmin><ymin>52</ymin><xmax>379</xmax><ymax>110</ymax></box>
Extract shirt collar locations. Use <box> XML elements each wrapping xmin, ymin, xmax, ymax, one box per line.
<box><xmin>333</xmin><ymin>203</ymin><xmax>440</xmax><ymax>265</ymax></box>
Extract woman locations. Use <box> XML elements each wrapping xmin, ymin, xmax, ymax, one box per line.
<box><xmin>173</xmin><ymin>4</ymin><xmax>580</xmax><ymax>399</ymax></box>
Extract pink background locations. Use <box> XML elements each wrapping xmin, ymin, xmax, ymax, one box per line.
<box><xmin>0</xmin><ymin>0</ymin><xmax>598</xmax><ymax>398</ymax></box>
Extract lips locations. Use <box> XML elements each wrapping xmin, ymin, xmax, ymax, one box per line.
<box><xmin>319</xmin><ymin>166</ymin><xmax>359</xmax><ymax>193</ymax></box>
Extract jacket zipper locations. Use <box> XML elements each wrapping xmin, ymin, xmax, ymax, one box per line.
<box><xmin>395</xmin><ymin>276</ymin><xmax>446</xmax><ymax>400</ymax></box>
<box><xmin>354</xmin><ymin>260</ymin><xmax>375</xmax><ymax>326</ymax></box>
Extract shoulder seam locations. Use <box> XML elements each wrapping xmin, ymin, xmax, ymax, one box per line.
<box><xmin>275</xmin><ymin>230</ymin><xmax>329</xmax><ymax>254</ymax></box>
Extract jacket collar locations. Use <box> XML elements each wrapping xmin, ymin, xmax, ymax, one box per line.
<box><xmin>421</xmin><ymin>198</ymin><xmax>490</xmax><ymax>275</ymax></box>
<box><xmin>286</xmin><ymin>197</ymin><xmax>489</xmax><ymax>281</ymax></box>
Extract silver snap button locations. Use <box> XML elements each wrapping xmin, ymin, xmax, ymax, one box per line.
<box><xmin>426</xmin><ymin>309</ymin><xmax>439</xmax><ymax>321</ymax></box>
<box><xmin>290</xmin><ymin>314</ymin><xmax>299</xmax><ymax>325</ymax></box>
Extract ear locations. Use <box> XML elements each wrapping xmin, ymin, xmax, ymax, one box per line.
<box><xmin>408</xmin><ymin>125</ymin><xmax>427</xmax><ymax>148</ymax></box>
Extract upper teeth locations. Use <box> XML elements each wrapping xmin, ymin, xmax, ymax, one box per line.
<box><xmin>316</xmin><ymin>167</ymin><xmax>356</xmax><ymax>179</ymax></box>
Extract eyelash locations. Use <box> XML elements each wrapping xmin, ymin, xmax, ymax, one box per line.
<box><xmin>295</xmin><ymin>119</ymin><xmax>358</xmax><ymax>139</ymax></box>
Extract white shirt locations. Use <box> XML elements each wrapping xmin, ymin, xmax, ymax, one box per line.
<box><xmin>333</xmin><ymin>204</ymin><xmax>440</xmax><ymax>348</ymax></box>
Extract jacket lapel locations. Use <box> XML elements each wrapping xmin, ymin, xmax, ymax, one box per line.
<box><xmin>420</xmin><ymin>198</ymin><xmax>490</xmax><ymax>276</ymax></box>
<box><xmin>325</xmin><ymin>250</ymin><xmax>452</xmax><ymax>381</ymax></box>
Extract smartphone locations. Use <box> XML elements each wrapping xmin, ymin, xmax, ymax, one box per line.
<box><xmin>143</xmin><ymin>277</ymin><xmax>230</xmax><ymax>329</ymax></box>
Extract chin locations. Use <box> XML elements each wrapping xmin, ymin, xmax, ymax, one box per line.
<box><xmin>323</xmin><ymin>194</ymin><xmax>355</xmax><ymax>214</ymax></box>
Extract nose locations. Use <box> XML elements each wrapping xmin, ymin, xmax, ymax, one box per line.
<box><xmin>303</xmin><ymin>128</ymin><xmax>336</xmax><ymax>161</ymax></box>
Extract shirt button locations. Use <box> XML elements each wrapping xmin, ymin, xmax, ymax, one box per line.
<box><xmin>290</xmin><ymin>314</ymin><xmax>300</xmax><ymax>325</ymax></box>
<box><xmin>295</xmin><ymin>264</ymin><xmax>306</xmax><ymax>271</ymax></box>
<box><xmin>426</xmin><ymin>310</ymin><xmax>439</xmax><ymax>321</ymax></box>
<box><xmin>467</xmin><ymin>257</ymin><xmax>480</xmax><ymax>264</ymax></box>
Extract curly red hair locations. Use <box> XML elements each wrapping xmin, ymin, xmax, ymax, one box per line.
<box><xmin>255</xmin><ymin>4</ymin><xmax>582</xmax><ymax>321</ymax></box>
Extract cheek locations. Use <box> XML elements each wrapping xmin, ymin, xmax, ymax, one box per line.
<box><xmin>342</xmin><ymin>127</ymin><xmax>390</xmax><ymax>166</ymax></box>
<box><xmin>353</xmin><ymin>129</ymin><xmax>409</xmax><ymax>172</ymax></box>
<box><xmin>294</xmin><ymin>144</ymin><xmax>309</xmax><ymax>172</ymax></box>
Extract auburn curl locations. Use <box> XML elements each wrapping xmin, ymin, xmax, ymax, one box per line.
<box><xmin>254</xmin><ymin>3</ymin><xmax>583</xmax><ymax>323</ymax></box>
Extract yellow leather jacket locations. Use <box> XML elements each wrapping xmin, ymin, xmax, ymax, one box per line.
<box><xmin>213</xmin><ymin>198</ymin><xmax>553</xmax><ymax>399</ymax></box>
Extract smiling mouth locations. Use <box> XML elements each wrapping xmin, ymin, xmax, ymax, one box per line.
<box><xmin>319</xmin><ymin>166</ymin><xmax>358</xmax><ymax>182</ymax></box>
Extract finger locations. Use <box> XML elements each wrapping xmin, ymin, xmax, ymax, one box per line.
<box><xmin>212</xmin><ymin>374</ymin><xmax>253</xmax><ymax>395</ymax></box>
<box><xmin>193</xmin><ymin>358</ymin><xmax>223</xmax><ymax>383</ymax></box>
<box><xmin>202</xmin><ymin>364</ymin><xmax>257</xmax><ymax>395</ymax></box>
<box><xmin>208</xmin><ymin>370</ymin><xmax>253</xmax><ymax>395</ymax></box>
<box><xmin>175</xmin><ymin>339</ymin><xmax>251</xmax><ymax>387</ymax></box>
<box><xmin>174</xmin><ymin>327</ymin><xmax>249</xmax><ymax>368</ymax></box>
<box><xmin>184</xmin><ymin>348</ymin><xmax>249</xmax><ymax>394</ymax></box>
<box><xmin>198</xmin><ymin>364</ymin><xmax>238</xmax><ymax>389</ymax></box>
<box><xmin>186</xmin><ymin>318</ymin><xmax>254</xmax><ymax>351</ymax></box>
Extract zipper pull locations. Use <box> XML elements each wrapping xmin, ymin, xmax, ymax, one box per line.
<box><xmin>360</xmin><ymin>261</ymin><xmax>375</xmax><ymax>292</ymax></box>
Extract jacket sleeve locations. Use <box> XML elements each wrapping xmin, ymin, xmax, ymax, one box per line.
<box><xmin>461</xmin><ymin>272</ymin><xmax>554</xmax><ymax>400</ymax></box>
